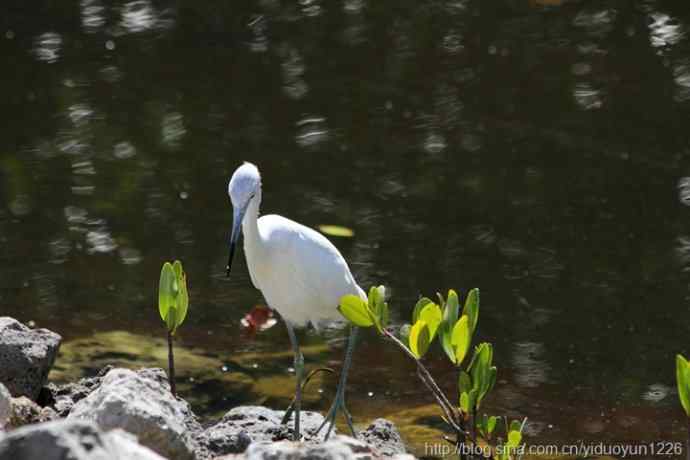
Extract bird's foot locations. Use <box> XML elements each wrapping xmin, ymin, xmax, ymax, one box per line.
<box><xmin>315</xmin><ymin>392</ymin><xmax>356</xmax><ymax>441</ymax></box>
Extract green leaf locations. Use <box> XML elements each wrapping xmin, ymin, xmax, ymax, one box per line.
<box><xmin>463</xmin><ymin>288</ymin><xmax>479</xmax><ymax>333</ymax></box>
<box><xmin>368</xmin><ymin>285</ymin><xmax>388</xmax><ymax>332</ymax></box>
<box><xmin>159</xmin><ymin>262</ymin><xmax>177</xmax><ymax>332</ymax></box>
<box><xmin>677</xmin><ymin>354</ymin><xmax>690</xmax><ymax>417</ymax></box>
<box><xmin>412</xmin><ymin>297</ymin><xmax>433</xmax><ymax>324</ymax></box>
<box><xmin>476</xmin><ymin>415</ymin><xmax>487</xmax><ymax>438</ymax></box>
<box><xmin>380</xmin><ymin>301</ymin><xmax>389</xmax><ymax>330</ymax></box>
<box><xmin>507</xmin><ymin>430</ymin><xmax>522</xmax><ymax>448</ymax></box>
<box><xmin>338</xmin><ymin>295</ymin><xmax>374</xmax><ymax>327</ymax></box>
<box><xmin>487</xmin><ymin>416</ymin><xmax>497</xmax><ymax>435</ymax></box>
<box><xmin>509</xmin><ymin>419</ymin><xmax>522</xmax><ymax>433</ymax></box>
<box><xmin>418</xmin><ymin>303</ymin><xmax>442</xmax><ymax>341</ymax></box>
<box><xmin>477</xmin><ymin>365</ymin><xmax>497</xmax><ymax>409</ymax></box>
<box><xmin>469</xmin><ymin>343</ymin><xmax>494</xmax><ymax>409</ymax></box>
<box><xmin>409</xmin><ymin>320</ymin><xmax>431</xmax><ymax>359</ymax></box>
<box><xmin>439</xmin><ymin>290</ymin><xmax>461</xmax><ymax>365</ymax></box>
<box><xmin>468</xmin><ymin>388</ymin><xmax>478</xmax><ymax>413</ymax></box>
<box><xmin>458</xmin><ymin>370</ymin><xmax>472</xmax><ymax>395</ymax></box>
<box><xmin>436</xmin><ymin>292</ymin><xmax>446</xmax><ymax>310</ymax></box>
<box><xmin>171</xmin><ymin>260</ymin><xmax>189</xmax><ymax>334</ymax></box>
<box><xmin>451</xmin><ymin>316</ymin><xmax>471</xmax><ymax>365</ymax></box>
<box><xmin>483</xmin><ymin>366</ymin><xmax>497</xmax><ymax>399</ymax></box>
<box><xmin>445</xmin><ymin>289</ymin><xmax>460</xmax><ymax>326</ymax></box>
<box><xmin>318</xmin><ymin>225</ymin><xmax>354</xmax><ymax>237</ymax></box>
<box><xmin>438</xmin><ymin>321</ymin><xmax>456</xmax><ymax>365</ymax></box>
<box><xmin>172</xmin><ymin>260</ymin><xmax>183</xmax><ymax>281</ymax></box>
<box><xmin>459</xmin><ymin>391</ymin><xmax>470</xmax><ymax>413</ymax></box>
<box><xmin>368</xmin><ymin>285</ymin><xmax>384</xmax><ymax>311</ymax></box>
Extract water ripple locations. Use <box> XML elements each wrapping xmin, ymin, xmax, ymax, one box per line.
<box><xmin>649</xmin><ymin>12</ymin><xmax>683</xmax><ymax>49</ymax></box>
<box><xmin>81</xmin><ymin>0</ymin><xmax>106</xmax><ymax>33</ymax></box>
<box><xmin>33</xmin><ymin>32</ymin><xmax>62</xmax><ymax>63</ymax></box>
<box><xmin>86</xmin><ymin>228</ymin><xmax>117</xmax><ymax>254</ymax></box>
<box><xmin>121</xmin><ymin>0</ymin><xmax>156</xmax><ymax>33</ymax></box>
<box><xmin>113</xmin><ymin>141</ymin><xmax>136</xmax><ymax>160</ymax></box>
<box><xmin>161</xmin><ymin>111</ymin><xmax>185</xmax><ymax>149</ymax></box>
<box><xmin>295</xmin><ymin>116</ymin><xmax>330</xmax><ymax>148</ymax></box>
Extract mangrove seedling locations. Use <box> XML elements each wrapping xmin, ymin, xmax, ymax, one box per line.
<box><xmin>159</xmin><ymin>260</ymin><xmax>189</xmax><ymax>396</ymax></box>
<box><xmin>339</xmin><ymin>287</ymin><xmax>525</xmax><ymax>460</ymax></box>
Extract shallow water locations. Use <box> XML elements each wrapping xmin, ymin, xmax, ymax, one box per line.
<box><xmin>2</xmin><ymin>0</ymin><xmax>690</xmax><ymax>457</ymax></box>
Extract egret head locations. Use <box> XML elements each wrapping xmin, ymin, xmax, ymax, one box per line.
<box><xmin>226</xmin><ymin>162</ymin><xmax>261</xmax><ymax>277</ymax></box>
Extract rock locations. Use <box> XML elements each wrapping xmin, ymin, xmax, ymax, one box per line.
<box><xmin>68</xmin><ymin>367</ymin><xmax>201</xmax><ymax>460</ymax></box>
<box><xmin>358</xmin><ymin>418</ymin><xmax>406</xmax><ymax>456</ymax></box>
<box><xmin>0</xmin><ymin>385</ymin><xmax>10</xmax><ymax>430</ymax></box>
<box><xmin>41</xmin><ymin>365</ymin><xmax>113</xmax><ymax>417</ymax></box>
<box><xmin>0</xmin><ymin>419</ymin><xmax>166</xmax><ymax>460</ymax></box>
<box><xmin>197</xmin><ymin>405</ymin><xmax>331</xmax><ymax>457</ymax></box>
<box><xmin>238</xmin><ymin>435</ymin><xmax>413</xmax><ymax>460</ymax></box>
<box><xmin>0</xmin><ymin>317</ymin><xmax>62</xmax><ymax>400</ymax></box>
<box><xmin>7</xmin><ymin>396</ymin><xmax>57</xmax><ymax>429</ymax></box>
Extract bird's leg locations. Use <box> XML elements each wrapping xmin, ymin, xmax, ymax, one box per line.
<box><xmin>316</xmin><ymin>326</ymin><xmax>358</xmax><ymax>440</ymax></box>
<box><xmin>281</xmin><ymin>367</ymin><xmax>335</xmax><ymax>425</ymax></box>
<box><xmin>285</xmin><ymin>321</ymin><xmax>303</xmax><ymax>442</ymax></box>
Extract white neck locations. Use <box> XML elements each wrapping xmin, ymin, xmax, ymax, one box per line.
<box><xmin>242</xmin><ymin>188</ymin><xmax>263</xmax><ymax>248</ymax></box>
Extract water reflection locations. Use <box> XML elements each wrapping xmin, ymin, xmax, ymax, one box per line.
<box><xmin>248</xmin><ymin>16</ymin><xmax>269</xmax><ymax>53</ymax></box>
<box><xmin>161</xmin><ymin>111</ymin><xmax>185</xmax><ymax>149</ymax></box>
<box><xmin>280</xmin><ymin>44</ymin><xmax>309</xmax><ymax>99</ymax></box>
<box><xmin>33</xmin><ymin>32</ymin><xmax>62</xmax><ymax>63</ymax></box>
<box><xmin>649</xmin><ymin>12</ymin><xmax>683</xmax><ymax>49</ymax></box>
<box><xmin>674</xmin><ymin>60</ymin><xmax>690</xmax><ymax>101</ymax></box>
<box><xmin>120</xmin><ymin>0</ymin><xmax>157</xmax><ymax>33</ymax></box>
<box><xmin>85</xmin><ymin>229</ymin><xmax>117</xmax><ymax>254</ymax></box>
<box><xmin>512</xmin><ymin>342</ymin><xmax>550</xmax><ymax>389</ymax></box>
<box><xmin>573</xmin><ymin>83</ymin><xmax>602</xmax><ymax>110</ymax></box>
<box><xmin>295</xmin><ymin>116</ymin><xmax>329</xmax><ymax>148</ymax></box>
<box><xmin>572</xmin><ymin>9</ymin><xmax>615</xmax><ymax>37</ymax></box>
<box><xmin>81</xmin><ymin>0</ymin><xmax>106</xmax><ymax>33</ymax></box>
<box><xmin>3</xmin><ymin>0</ymin><xmax>690</xmax><ymax>453</ymax></box>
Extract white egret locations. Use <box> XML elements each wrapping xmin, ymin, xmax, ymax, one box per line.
<box><xmin>225</xmin><ymin>162</ymin><xmax>364</xmax><ymax>441</ymax></box>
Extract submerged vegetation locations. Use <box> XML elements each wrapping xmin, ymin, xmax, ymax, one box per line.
<box><xmin>339</xmin><ymin>287</ymin><xmax>525</xmax><ymax>459</ymax></box>
<box><xmin>158</xmin><ymin>260</ymin><xmax>189</xmax><ymax>396</ymax></box>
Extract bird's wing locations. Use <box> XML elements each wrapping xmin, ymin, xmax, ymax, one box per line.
<box><xmin>259</xmin><ymin>214</ymin><xmax>361</xmax><ymax>325</ymax></box>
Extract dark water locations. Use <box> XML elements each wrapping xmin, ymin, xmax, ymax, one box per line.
<box><xmin>3</xmin><ymin>0</ymin><xmax>690</xmax><ymax>456</ymax></box>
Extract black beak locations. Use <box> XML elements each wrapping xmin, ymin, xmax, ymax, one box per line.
<box><xmin>226</xmin><ymin>241</ymin><xmax>236</xmax><ymax>277</ymax></box>
<box><xmin>226</xmin><ymin>207</ymin><xmax>243</xmax><ymax>278</ymax></box>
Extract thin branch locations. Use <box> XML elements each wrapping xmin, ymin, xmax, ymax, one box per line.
<box><xmin>167</xmin><ymin>330</ymin><xmax>176</xmax><ymax>397</ymax></box>
<box><xmin>381</xmin><ymin>329</ymin><xmax>467</xmax><ymax>437</ymax></box>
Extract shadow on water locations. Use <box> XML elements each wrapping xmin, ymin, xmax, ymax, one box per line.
<box><xmin>3</xmin><ymin>0</ymin><xmax>690</xmax><ymax>456</ymax></box>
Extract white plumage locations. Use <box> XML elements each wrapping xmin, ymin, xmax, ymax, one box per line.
<box><xmin>225</xmin><ymin>161</ymin><xmax>363</xmax><ymax>441</ymax></box>
<box><xmin>228</xmin><ymin>162</ymin><xmax>365</xmax><ymax>324</ymax></box>
<box><xmin>248</xmin><ymin>215</ymin><xmax>365</xmax><ymax>325</ymax></box>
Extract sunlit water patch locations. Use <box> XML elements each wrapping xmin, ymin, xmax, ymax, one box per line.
<box><xmin>641</xmin><ymin>383</ymin><xmax>670</xmax><ymax>404</ymax></box>
<box><xmin>295</xmin><ymin>116</ymin><xmax>330</xmax><ymax>148</ymax></box>
<box><xmin>85</xmin><ymin>228</ymin><xmax>118</xmax><ymax>254</ymax></box>
<box><xmin>161</xmin><ymin>111</ymin><xmax>186</xmax><ymax>149</ymax></box>
<box><xmin>32</xmin><ymin>32</ymin><xmax>62</xmax><ymax>63</ymax></box>
<box><xmin>81</xmin><ymin>0</ymin><xmax>106</xmax><ymax>33</ymax></box>
<box><xmin>113</xmin><ymin>141</ymin><xmax>137</xmax><ymax>160</ymax></box>
<box><xmin>121</xmin><ymin>0</ymin><xmax>156</xmax><ymax>33</ymax></box>
<box><xmin>649</xmin><ymin>12</ymin><xmax>683</xmax><ymax>49</ymax></box>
